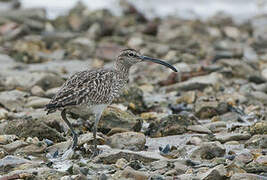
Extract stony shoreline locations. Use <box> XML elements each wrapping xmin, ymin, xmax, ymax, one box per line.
<box><xmin>0</xmin><ymin>1</ymin><xmax>266</xmax><ymax>179</ymax></box>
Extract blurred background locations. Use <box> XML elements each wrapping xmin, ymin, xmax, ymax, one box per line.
<box><xmin>19</xmin><ymin>0</ymin><xmax>267</xmax><ymax>22</ymax></box>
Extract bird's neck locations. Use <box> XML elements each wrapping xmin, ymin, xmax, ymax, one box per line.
<box><xmin>115</xmin><ymin>58</ymin><xmax>130</xmax><ymax>78</ymax></box>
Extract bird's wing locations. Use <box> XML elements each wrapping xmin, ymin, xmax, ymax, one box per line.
<box><xmin>45</xmin><ymin>69</ymin><xmax>116</xmax><ymax>114</ymax></box>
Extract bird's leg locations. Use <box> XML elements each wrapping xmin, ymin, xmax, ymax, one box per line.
<box><xmin>61</xmin><ymin>109</ymin><xmax>78</xmax><ymax>149</ymax></box>
<box><xmin>91</xmin><ymin>110</ymin><xmax>103</xmax><ymax>157</ymax></box>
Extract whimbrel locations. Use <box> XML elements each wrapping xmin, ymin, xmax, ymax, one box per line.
<box><xmin>44</xmin><ymin>49</ymin><xmax>177</xmax><ymax>157</ymax></box>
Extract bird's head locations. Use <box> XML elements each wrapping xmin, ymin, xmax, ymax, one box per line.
<box><xmin>117</xmin><ymin>48</ymin><xmax>177</xmax><ymax>72</ymax></box>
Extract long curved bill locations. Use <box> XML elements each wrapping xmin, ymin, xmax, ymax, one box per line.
<box><xmin>141</xmin><ymin>56</ymin><xmax>178</xmax><ymax>72</ymax></box>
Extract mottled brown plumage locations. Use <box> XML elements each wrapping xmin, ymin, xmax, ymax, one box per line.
<box><xmin>44</xmin><ymin>49</ymin><xmax>177</xmax><ymax>158</ymax></box>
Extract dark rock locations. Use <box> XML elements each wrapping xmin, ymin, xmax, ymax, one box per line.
<box><xmin>190</xmin><ymin>141</ymin><xmax>225</xmax><ymax>160</ymax></box>
<box><xmin>114</xmin><ymin>85</ymin><xmax>146</xmax><ymax>113</ymax></box>
<box><xmin>94</xmin><ymin>150</ymin><xmax>160</xmax><ymax>164</ymax></box>
<box><xmin>99</xmin><ymin>107</ymin><xmax>143</xmax><ymax>134</ymax></box>
<box><xmin>0</xmin><ymin>117</ymin><xmax>65</xmax><ymax>142</ymax></box>
<box><xmin>146</xmin><ymin>114</ymin><xmax>198</xmax><ymax>137</ymax></box>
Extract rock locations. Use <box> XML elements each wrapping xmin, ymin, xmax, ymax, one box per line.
<box><xmin>127</xmin><ymin>36</ymin><xmax>144</xmax><ymax>49</ymax></box>
<box><xmin>25</xmin><ymin>96</ymin><xmax>50</xmax><ymax>109</ymax></box>
<box><xmin>94</xmin><ymin>149</ymin><xmax>161</xmax><ymax>164</ymax></box>
<box><xmin>244</xmin><ymin>158</ymin><xmax>267</xmax><ymax>174</ymax></box>
<box><xmin>250</xmin><ymin>91</ymin><xmax>267</xmax><ymax>104</ymax></box>
<box><xmin>250</xmin><ymin>121</ymin><xmax>267</xmax><ymax>135</ymax></box>
<box><xmin>77</xmin><ymin>132</ymin><xmax>105</xmax><ymax>146</ymax></box>
<box><xmin>224</xmin><ymin>26</ymin><xmax>240</xmax><ymax>39</ymax></box>
<box><xmin>95</xmin><ymin>43</ymin><xmax>123</xmax><ymax>61</ymax></box>
<box><xmin>187</xmin><ymin>125</ymin><xmax>212</xmax><ymax>134</ymax></box>
<box><xmin>195</xmin><ymin>97</ymin><xmax>226</xmax><ymax>119</ymax></box>
<box><xmin>0</xmin><ymin>90</ymin><xmax>27</xmax><ymax>111</ymax></box>
<box><xmin>261</xmin><ymin>68</ymin><xmax>267</xmax><ymax>80</ymax></box>
<box><xmin>2</xmin><ymin>72</ymin><xmax>64</xmax><ymax>91</ymax></box>
<box><xmin>0</xmin><ymin>108</ymin><xmax>8</xmax><ymax>120</ymax></box>
<box><xmin>219</xmin><ymin>112</ymin><xmax>239</xmax><ymax>122</ymax></box>
<box><xmin>30</xmin><ymin>85</ymin><xmax>45</xmax><ymax>96</ymax></box>
<box><xmin>219</xmin><ymin>59</ymin><xmax>256</xmax><ymax>78</ymax></box>
<box><xmin>165</xmin><ymin>72</ymin><xmax>222</xmax><ymax>92</ymax></box>
<box><xmin>45</xmin><ymin>87</ymin><xmax>60</xmax><ymax>98</ymax></box>
<box><xmin>255</xmin><ymin>155</ymin><xmax>267</xmax><ymax>166</ymax></box>
<box><xmin>176</xmin><ymin>91</ymin><xmax>196</xmax><ymax>104</ymax></box>
<box><xmin>14</xmin><ymin>142</ymin><xmax>47</xmax><ymax>155</ymax></box>
<box><xmin>66</xmin><ymin>37</ymin><xmax>95</xmax><ymax>59</ymax></box>
<box><xmin>190</xmin><ymin>141</ymin><xmax>225</xmax><ymax>160</ymax></box>
<box><xmin>230</xmin><ymin>173</ymin><xmax>267</xmax><ymax>180</ymax></box>
<box><xmin>0</xmin><ymin>118</ymin><xmax>65</xmax><ymax>142</ymax></box>
<box><xmin>107</xmin><ymin>132</ymin><xmax>146</xmax><ymax>151</ymax></box>
<box><xmin>0</xmin><ymin>148</ymin><xmax>8</xmax><ymax>159</ymax></box>
<box><xmin>99</xmin><ymin>107</ymin><xmax>143</xmax><ymax>133</ymax></box>
<box><xmin>115</xmin><ymin>158</ymin><xmax>128</xmax><ymax>169</ymax></box>
<box><xmin>0</xmin><ymin>135</ymin><xmax>18</xmax><ymax>145</ymax></box>
<box><xmin>215</xmin><ymin>133</ymin><xmax>251</xmax><ymax>143</ymax></box>
<box><xmin>112</xmin><ymin>166</ymin><xmax>149</xmax><ymax>180</ymax></box>
<box><xmin>113</xmin><ymin>85</ymin><xmax>146</xmax><ymax>113</ymax></box>
<box><xmin>186</xmin><ymin>136</ymin><xmax>203</xmax><ymax>146</ymax></box>
<box><xmin>204</xmin><ymin>122</ymin><xmax>227</xmax><ymax>133</ymax></box>
<box><xmin>198</xmin><ymin>164</ymin><xmax>227</xmax><ymax>180</ymax></box>
<box><xmin>235</xmin><ymin>152</ymin><xmax>254</xmax><ymax>165</ymax></box>
<box><xmin>245</xmin><ymin>135</ymin><xmax>267</xmax><ymax>148</ymax></box>
<box><xmin>1</xmin><ymin>140</ymin><xmax>28</xmax><ymax>153</ymax></box>
<box><xmin>0</xmin><ymin>155</ymin><xmax>35</xmax><ymax>172</ymax></box>
<box><xmin>146</xmin><ymin>114</ymin><xmax>198</xmax><ymax>137</ymax></box>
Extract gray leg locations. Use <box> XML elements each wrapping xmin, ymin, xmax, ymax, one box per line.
<box><xmin>61</xmin><ymin>109</ymin><xmax>78</xmax><ymax>149</ymax></box>
<box><xmin>92</xmin><ymin>111</ymin><xmax>102</xmax><ymax>156</ymax></box>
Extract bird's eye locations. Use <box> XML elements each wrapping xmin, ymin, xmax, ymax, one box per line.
<box><xmin>128</xmin><ymin>53</ymin><xmax>134</xmax><ymax>57</ymax></box>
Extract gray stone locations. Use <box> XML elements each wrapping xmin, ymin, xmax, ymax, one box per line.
<box><xmin>2</xmin><ymin>72</ymin><xmax>64</xmax><ymax>91</ymax></box>
<box><xmin>25</xmin><ymin>96</ymin><xmax>51</xmax><ymax>108</ymax></box>
<box><xmin>245</xmin><ymin>135</ymin><xmax>267</xmax><ymax>148</ymax></box>
<box><xmin>215</xmin><ymin>133</ymin><xmax>251</xmax><ymax>143</ymax></box>
<box><xmin>30</xmin><ymin>85</ymin><xmax>45</xmax><ymax>96</ymax></box>
<box><xmin>218</xmin><ymin>59</ymin><xmax>255</xmax><ymax>78</ymax></box>
<box><xmin>187</xmin><ymin>125</ymin><xmax>212</xmax><ymax>134</ymax></box>
<box><xmin>1</xmin><ymin>140</ymin><xmax>28</xmax><ymax>153</ymax></box>
<box><xmin>198</xmin><ymin>164</ymin><xmax>227</xmax><ymax>180</ymax></box>
<box><xmin>0</xmin><ymin>155</ymin><xmax>33</xmax><ymax>172</ymax></box>
<box><xmin>230</xmin><ymin>173</ymin><xmax>267</xmax><ymax>180</ymax></box>
<box><xmin>165</xmin><ymin>72</ymin><xmax>222</xmax><ymax>92</ymax></box>
<box><xmin>0</xmin><ymin>90</ymin><xmax>27</xmax><ymax>111</ymax></box>
<box><xmin>113</xmin><ymin>166</ymin><xmax>149</xmax><ymax>180</ymax></box>
<box><xmin>107</xmin><ymin>132</ymin><xmax>146</xmax><ymax>151</ymax></box>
